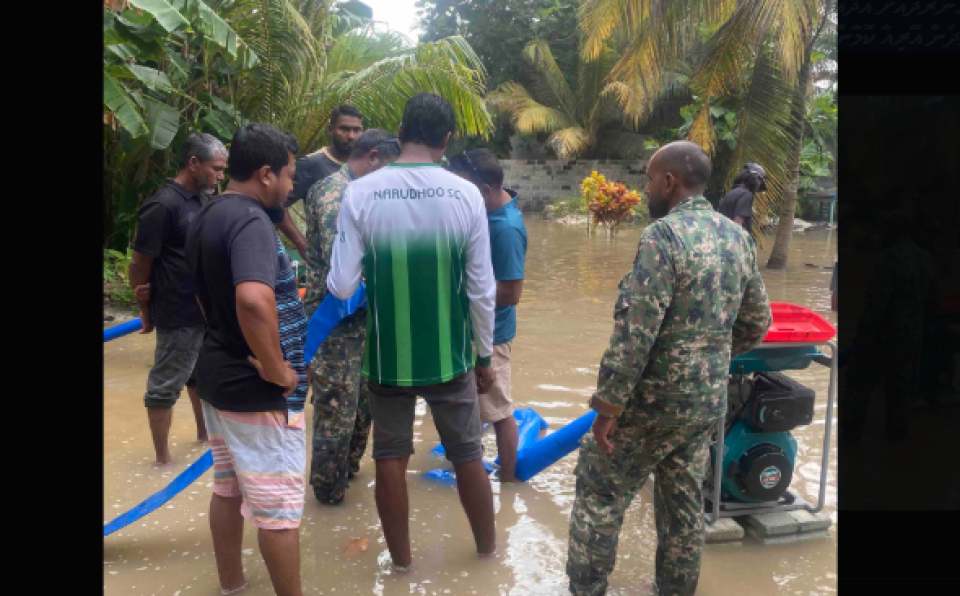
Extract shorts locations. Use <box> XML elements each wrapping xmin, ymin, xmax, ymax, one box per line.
<box><xmin>144</xmin><ymin>325</ymin><xmax>204</xmax><ymax>408</ymax></box>
<box><xmin>202</xmin><ymin>401</ymin><xmax>307</xmax><ymax>530</ymax></box>
<box><xmin>478</xmin><ymin>342</ymin><xmax>514</xmax><ymax>423</ymax></box>
<box><xmin>367</xmin><ymin>370</ymin><xmax>483</xmax><ymax>463</ymax></box>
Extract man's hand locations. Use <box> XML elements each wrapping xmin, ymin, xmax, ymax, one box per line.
<box><xmin>135</xmin><ymin>283</ymin><xmax>151</xmax><ymax>303</ymax></box>
<box><xmin>593</xmin><ymin>414</ymin><xmax>618</xmax><ymax>455</ymax></box>
<box><xmin>475</xmin><ymin>364</ymin><xmax>495</xmax><ymax>395</ymax></box>
<box><xmin>294</xmin><ymin>240</ymin><xmax>309</xmax><ymax>261</ymax></box>
<box><xmin>138</xmin><ymin>305</ymin><xmax>155</xmax><ymax>334</ymax></box>
<box><xmin>248</xmin><ymin>355</ymin><xmax>299</xmax><ymax>397</ymax></box>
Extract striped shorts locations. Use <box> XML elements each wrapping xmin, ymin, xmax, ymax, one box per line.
<box><xmin>202</xmin><ymin>401</ymin><xmax>307</xmax><ymax>530</ymax></box>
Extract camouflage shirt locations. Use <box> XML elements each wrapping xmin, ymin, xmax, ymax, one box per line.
<box><xmin>589</xmin><ymin>196</ymin><xmax>772</xmax><ymax>422</ymax></box>
<box><xmin>303</xmin><ymin>163</ymin><xmax>356</xmax><ymax>317</ymax></box>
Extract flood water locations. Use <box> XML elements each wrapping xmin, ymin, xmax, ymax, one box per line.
<box><xmin>104</xmin><ymin>220</ymin><xmax>838</xmax><ymax>595</ymax></box>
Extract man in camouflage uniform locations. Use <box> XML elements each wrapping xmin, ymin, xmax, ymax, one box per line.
<box><xmin>841</xmin><ymin>209</ymin><xmax>940</xmax><ymax>442</ymax></box>
<box><xmin>303</xmin><ymin>129</ymin><xmax>402</xmax><ymax>504</ymax></box>
<box><xmin>566</xmin><ymin>141</ymin><xmax>772</xmax><ymax>596</ymax></box>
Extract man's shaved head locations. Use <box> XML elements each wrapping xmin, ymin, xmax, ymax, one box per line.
<box><xmin>651</xmin><ymin>141</ymin><xmax>712</xmax><ymax>192</ymax></box>
<box><xmin>643</xmin><ymin>141</ymin><xmax>713</xmax><ymax>220</ymax></box>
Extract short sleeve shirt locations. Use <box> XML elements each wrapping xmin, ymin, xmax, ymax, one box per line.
<box><xmin>718</xmin><ymin>188</ymin><xmax>754</xmax><ymax>237</ymax></box>
<box><xmin>133</xmin><ymin>179</ymin><xmax>207</xmax><ymax>328</ymax></box>
<box><xmin>187</xmin><ymin>193</ymin><xmax>309</xmax><ymax>412</ymax></box>
<box><xmin>283</xmin><ymin>148</ymin><xmax>344</xmax><ymax>209</ymax></box>
<box><xmin>487</xmin><ymin>190</ymin><xmax>528</xmax><ymax>345</ymax></box>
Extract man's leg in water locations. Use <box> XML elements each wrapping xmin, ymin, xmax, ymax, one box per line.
<box><xmin>259</xmin><ymin>528</ymin><xmax>303</xmax><ymax>596</ymax></box>
<box><xmin>375</xmin><ymin>456</ymin><xmax>412</xmax><ymax>568</ymax></box>
<box><xmin>427</xmin><ymin>371</ymin><xmax>496</xmax><ymax>554</ymax></box>
<box><xmin>451</xmin><ymin>458</ymin><xmax>497</xmax><ymax>554</ymax></box>
<box><xmin>493</xmin><ymin>416</ymin><xmax>519</xmax><ymax>482</ymax></box>
<box><xmin>479</xmin><ymin>343</ymin><xmax>518</xmax><ymax>481</ymax></box>
<box><xmin>144</xmin><ymin>325</ymin><xmax>205</xmax><ymax>465</ymax></box>
<box><xmin>309</xmin><ymin>316</ymin><xmax>366</xmax><ymax>503</ymax></box>
<box><xmin>348</xmin><ymin>385</ymin><xmax>373</xmax><ymax>477</ymax></box>
<box><xmin>209</xmin><ymin>493</ymin><xmax>246</xmax><ymax>591</ymax></box>
<box><xmin>186</xmin><ymin>383</ymin><xmax>208</xmax><ymax>442</ymax></box>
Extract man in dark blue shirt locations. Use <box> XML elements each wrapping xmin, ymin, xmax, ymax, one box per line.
<box><xmin>129</xmin><ymin>132</ymin><xmax>227</xmax><ymax>467</ymax></box>
<box><xmin>448</xmin><ymin>149</ymin><xmax>528</xmax><ymax>482</ymax></box>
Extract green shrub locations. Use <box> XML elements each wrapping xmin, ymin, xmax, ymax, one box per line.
<box><xmin>548</xmin><ymin>196</ymin><xmax>589</xmax><ymax>219</ymax></box>
<box><xmin>103</xmin><ymin>249</ymin><xmax>135</xmax><ymax>306</ymax></box>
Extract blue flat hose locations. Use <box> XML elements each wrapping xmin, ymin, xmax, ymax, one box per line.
<box><xmin>427</xmin><ymin>408</ymin><xmax>596</xmax><ymax>484</ymax></box>
<box><xmin>304</xmin><ymin>283</ymin><xmax>367</xmax><ymax>365</ymax></box>
<box><xmin>514</xmin><ymin>410</ymin><xmax>596</xmax><ymax>482</ymax></box>
<box><xmin>103</xmin><ymin>450</ymin><xmax>214</xmax><ymax>536</ymax></box>
<box><xmin>103</xmin><ymin>318</ymin><xmax>143</xmax><ymax>342</ymax></box>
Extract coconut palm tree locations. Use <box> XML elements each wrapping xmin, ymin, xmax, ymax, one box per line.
<box><xmin>485</xmin><ymin>38</ymin><xmax>686</xmax><ymax>159</ymax></box>
<box><xmin>578</xmin><ymin>0</ymin><xmax>834</xmax><ymax>265</ymax></box>
<box><xmin>103</xmin><ymin>0</ymin><xmax>493</xmax><ymax>250</ymax></box>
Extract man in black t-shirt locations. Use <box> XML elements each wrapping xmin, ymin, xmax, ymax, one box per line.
<box><xmin>718</xmin><ymin>167</ymin><xmax>761</xmax><ymax>236</ymax></box>
<box><xmin>187</xmin><ymin>122</ymin><xmax>308</xmax><ymax>596</ymax></box>
<box><xmin>274</xmin><ymin>105</ymin><xmax>363</xmax><ymax>258</ymax></box>
<box><xmin>129</xmin><ymin>132</ymin><xmax>227</xmax><ymax>467</ymax></box>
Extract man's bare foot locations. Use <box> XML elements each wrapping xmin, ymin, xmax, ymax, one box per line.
<box><xmin>153</xmin><ymin>458</ymin><xmax>175</xmax><ymax>469</ymax></box>
<box><xmin>197</xmin><ymin>434</ymin><xmax>209</xmax><ymax>443</ymax></box>
<box><xmin>478</xmin><ymin>545</ymin><xmax>498</xmax><ymax>557</ymax></box>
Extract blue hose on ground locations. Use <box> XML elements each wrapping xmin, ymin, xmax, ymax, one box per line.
<box><xmin>103</xmin><ymin>450</ymin><xmax>214</xmax><ymax>536</ymax></box>
<box><xmin>103</xmin><ymin>318</ymin><xmax>144</xmax><ymax>342</ymax></box>
<box><xmin>303</xmin><ymin>283</ymin><xmax>367</xmax><ymax>365</ymax></box>
<box><xmin>514</xmin><ymin>410</ymin><xmax>596</xmax><ymax>482</ymax></box>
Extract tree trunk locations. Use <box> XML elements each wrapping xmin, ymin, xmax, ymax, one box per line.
<box><xmin>766</xmin><ymin>46</ymin><xmax>813</xmax><ymax>269</ymax></box>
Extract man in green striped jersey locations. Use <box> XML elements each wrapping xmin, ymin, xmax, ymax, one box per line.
<box><xmin>327</xmin><ymin>93</ymin><xmax>498</xmax><ymax>571</ymax></box>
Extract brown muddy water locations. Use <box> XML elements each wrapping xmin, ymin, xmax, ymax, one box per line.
<box><xmin>104</xmin><ymin>221</ymin><xmax>838</xmax><ymax>595</ymax></box>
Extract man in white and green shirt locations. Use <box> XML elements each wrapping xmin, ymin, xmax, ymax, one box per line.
<box><xmin>327</xmin><ymin>93</ymin><xmax>497</xmax><ymax>571</ymax></box>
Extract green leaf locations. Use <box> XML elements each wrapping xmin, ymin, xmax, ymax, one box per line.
<box><xmin>104</xmin><ymin>72</ymin><xmax>149</xmax><ymax>138</ymax></box>
<box><xmin>811</xmin><ymin>51</ymin><xmax>826</xmax><ymax>64</ymax></box>
<box><xmin>643</xmin><ymin>138</ymin><xmax>660</xmax><ymax>150</ymax></box>
<box><xmin>126</xmin><ymin>0</ymin><xmax>189</xmax><ymax>33</ymax></box>
<box><xmin>168</xmin><ymin>0</ymin><xmax>259</xmax><ymax>68</ymax></box>
<box><xmin>201</xmin><ymin>109</ymin><xmax>236</xmax><ymax>141</ymax></box>
<box><xmin>166</xmin><ymin>49</ymin><xmax>190</xmax><ymax>79</ymax></box>
<box><xmin>126</xmin><ymin>64</ymin><xmax>174</xmax><ymax>92</ymax></box>
<box><xmin>107</xmin><ymin>44</ymin><xmax>140</xmax><ymax>61</ymax></box>
<box><xmin>144</xmin><ymin>99</ymin><xmax>180</xmax><ymax>150</ymax></box>
<box><xmin>119</xmin><ymin>8</ymin><xmax>156</xmax><ymax>26</ymax></box>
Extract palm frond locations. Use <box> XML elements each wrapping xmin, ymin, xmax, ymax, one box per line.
<box><xmin>486</xmin><ymin>81</ymin><xmax>575</xmax><ymax>136</ymax></box>
<box><xmin>547</xmin><ymin>126</ymin><xmax>591</xmax><ymax>159</ymax></box>
<box><xmin>725</xmin><ymin>46</ymin><xmax>803</xmax><ymax>247</ymax></box>
<box><xmin>521</xmin><ymin>39</ymin><xmax>578</xmax><ymax>120</ymax></box>
<box><xmin>596</xmin><ymin>130</ymin><xmax>652</xmax><ymax>160</ymax></box>
<box><xmin>580</xmin><ymin>0</ymin><xmax>734</xmax><ymax>126</ymax></box>
<box><xmin>324</xmin><ymin>36</ymin><xmax>493</xmax><ymax>142</ymax></box>
<box><xmin>225</xmin><ymin>0</ymin><xmax>322</xmax><ymax>127</ymax></box>
<box><xmin>686</xmin><ymin>101</ymin><xmax>716</xmax><ymax>155</ymax></box>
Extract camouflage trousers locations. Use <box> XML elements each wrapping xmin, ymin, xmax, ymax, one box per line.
<box><xmin>567</xmin><ymin>409</ymin><xmax>717</xmax><ymax>596</ymax></box>
<box><xmin>309</xmin><ymin>310</ymin><xmax>372</xmax><ymax>504</ymax></box>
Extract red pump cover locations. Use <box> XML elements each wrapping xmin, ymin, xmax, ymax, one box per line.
<box><xmin>763</xmin><ymin>302</ymin><xmax>837</xmax><ymax>342</ymax></box>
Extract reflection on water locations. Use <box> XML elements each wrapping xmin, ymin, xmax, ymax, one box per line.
<box><xmin>104</xmin><ymin>219</ymin><xmax>837</xmax><ymax>595</ymax></box>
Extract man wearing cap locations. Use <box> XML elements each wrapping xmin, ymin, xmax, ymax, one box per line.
<box><xmin>718</xmin><ymin>163</ymin><xmax>766</xmax><ymax>237</ymax></box>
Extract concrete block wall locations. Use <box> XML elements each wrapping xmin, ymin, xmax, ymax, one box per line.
<box><xmin>501</xmin><ymin>158</ymin><xmax>653</xmax><ymax>213</ymax></box>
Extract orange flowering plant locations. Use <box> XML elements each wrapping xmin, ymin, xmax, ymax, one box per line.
<box><xmin>580</xmin><ymin>171</ymin><xmax>642</xmax><ymax>237</ymax></box>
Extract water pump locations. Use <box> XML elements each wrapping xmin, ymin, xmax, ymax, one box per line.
<box><xmin>711</xmin><ymin>371</ymin><xmax>816</xmax><ymax>504</ymax></box>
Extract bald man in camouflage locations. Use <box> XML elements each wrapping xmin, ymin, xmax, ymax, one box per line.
<box><xmin>566</xmin><ymin>141</ymin><xmax>773</xmax><ymax>596</ymax></box>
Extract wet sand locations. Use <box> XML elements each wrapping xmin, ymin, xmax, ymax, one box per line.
<box><xmin>104</xmin><ymin>221</ymin><xmax>838</xmax><ymax>595</ymax></box>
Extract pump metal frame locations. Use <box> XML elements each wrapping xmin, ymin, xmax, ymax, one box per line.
<box><xmin>705</xmin><ymin>340</ymin><xmax>837</xmax><ymax>524</ymax></box>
